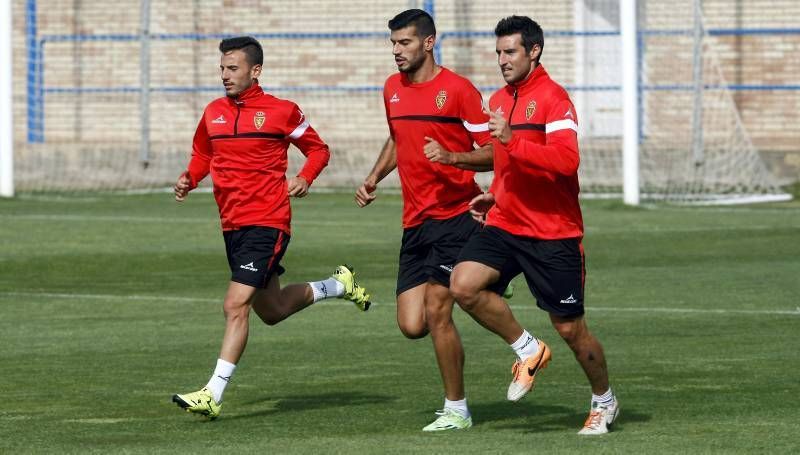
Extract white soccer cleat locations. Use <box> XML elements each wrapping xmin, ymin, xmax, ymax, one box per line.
<box><xmin>578</xmin><ymin>398</ymin><xmax>619</xmax><ymax>435</ymax></box>
<box><xmin>422</xmin><ymin>408</ymin><xmax>473</xmax><ymax>432</ymax></box>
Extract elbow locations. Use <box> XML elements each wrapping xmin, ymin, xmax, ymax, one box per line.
<box><xmin>313</xmin><ymin>145</ymin><xmax>330</xmax><ymax>161</ymax></box>
<box><xmin>320</xmin><ymin>148</ymin><xmax>331</xmax><ymax>168</ymax></box>
<box><xmin>558</xmin><ymin>155</ymin><xmax>580</xmax><ymax>176</ymax></box>
<box><xmin>308</xmin><ymin>147</ymin><xmax>331</xmax><ymax>169</ymax></box>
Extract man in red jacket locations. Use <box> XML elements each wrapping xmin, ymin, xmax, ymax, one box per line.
<box><xmin>171</xmin><ymin>36</ymin><xmax>371</xmax><ymax>420</ymax></box>
<box><xmin>355</xmin><ymin>9</ymin><xmax>497</xmax><ymax>431</ymax></box>
<box><xmin>450</xmin><ymin>16</ymin><xmax>619</xmax><ymax>435</ymax></box>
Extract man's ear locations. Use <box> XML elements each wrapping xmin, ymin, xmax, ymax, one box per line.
<box><xmin>251</xmin><ymin>64</ymin><xmax>263</xmax><ymax>79</ymax></box>
<box><xmin>529</xmin><ymin>44</ymin><xmax>542</xmax><ymax>62</ymax></box>
<box><xmin>424</xmin><ymin>35</ymin><xmax>436</xmax><ymax>52</ymax></box>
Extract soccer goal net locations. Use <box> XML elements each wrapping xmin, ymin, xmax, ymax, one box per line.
<box><xmin>5</xmin><ymin>0</ymin><xmax>793</xmax><ymax>203</ymax></box>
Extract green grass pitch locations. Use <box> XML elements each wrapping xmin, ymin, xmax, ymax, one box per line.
<box><xmin>1</xmin><ymin>191</ymin><xmax>799</xmax><ymax>453</ymax></box>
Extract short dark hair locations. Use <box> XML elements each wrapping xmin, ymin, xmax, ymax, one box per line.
<box><xmin>219</xmin><ymin>36</ymin><xmax>263</xmax><ymax>66</ymax></box>
<box><xmin>495</xmin><ymin>16</ymin><xmax>544</xmax><ymax>56</ymax></box>
<box><xmin>388</xmin><ymin>9</ymin><xmax>436</xmax><ymax>39</ymax></box>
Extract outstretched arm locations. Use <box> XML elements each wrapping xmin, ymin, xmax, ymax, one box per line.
<box><xmin>355</xmin><ymin>137</ymin><xmax>397</xmax><ymax>207</ymax></box>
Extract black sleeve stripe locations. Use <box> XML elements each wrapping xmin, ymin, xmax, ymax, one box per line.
<box><xmin>510</xmin><ymin>123</ymin><xmax>546</xmax><ymax>131</ymax></box>
<box><xmin>209</xmin><ymin>132</ymin><xmax>286</xmax><ymax>140</ymax></box>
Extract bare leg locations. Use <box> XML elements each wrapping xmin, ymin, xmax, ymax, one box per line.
<box><xmin>450</xmin><ymin>261</ymin><xmax>524</xmax><ymax>344</ymax></box>
<box><xmin>550</xmin><ymin>314</ymin><xmax>610</xmax><ymax>394</ymax></box>
<box><xmin>396</xmin><ymin>284</ymin><xmax>428</xmax><ymax>339</ymax></box>
<box><xmin>251</xmin><ymin>274</ymin><xmax>315</xmax><ymax>326</ymax></box>
<box><xmin>425</xmin><ymin>282</ymin><xmax>464</xmax><ymax>401</ymax></box>
<box><xmin>218</xmin><ymin>281</ymin><xmax>258</xmax><ymax>364</ymax></box>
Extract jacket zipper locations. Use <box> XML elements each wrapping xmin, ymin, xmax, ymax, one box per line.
<box><xmin>234</xmin><ymin>101</ymin><xmax>242</xmax><ymax>135</ymax></box>
<box><xmin>507</xmin><ymin>89</ymin><xmax>519</xmax><ymax>124</ymax></box>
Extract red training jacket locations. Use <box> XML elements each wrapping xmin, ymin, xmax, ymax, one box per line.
<box><xmin>486</xmin><ymin>64</ymin><xmax>584</xmax><ymax>239</ymax></box>
<box><xmin>185</xmin><ymin>83</ymin><xmax>329</xmax><ymax>233</ymax></box>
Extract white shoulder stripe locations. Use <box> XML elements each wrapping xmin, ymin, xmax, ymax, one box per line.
<box><xmin>463</xmin><ymin>120</ymin><xmax>489</xmax><ymax>133</ymax></box>
<box><xmin>545</xmin><ymin>119</ymin><xmax>578</xmax><ymax>134</ymax></box>
<box><xmin>288</xmin><ymin>120</ymin><xmax>310</xmax><ymax>139</ymax></box>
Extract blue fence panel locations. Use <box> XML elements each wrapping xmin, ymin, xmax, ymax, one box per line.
<box><xmin>24</xmin><ymin>0</ymin><xmax>800</xmax><ymax>144</ymax></box>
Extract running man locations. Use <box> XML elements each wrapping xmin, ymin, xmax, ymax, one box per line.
<box><xmin>450</xmin><ymin>16</ymin><xmax>619</xmax><ymax>435</ymax></box>
<box><xmin>171</xmin><ymin>36</ymin><xmax>371</xmax><ymax>420</ymax></box>
<box><xmin>355</xmin><ymin>9</ymin><xmax>497</xmax><ymax>431</ymax></box>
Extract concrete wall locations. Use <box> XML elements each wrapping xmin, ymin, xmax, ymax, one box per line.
<box><xmin>10</xmin><ymin>0</ymin><xmax>799</xmax><ymax>190</ymax></box>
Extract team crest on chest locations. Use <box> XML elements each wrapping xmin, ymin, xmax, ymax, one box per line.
<box><xmin>435</xmin><ymin>90</ymin><xmax>447</xmax><ymax>110</ymax></box>
<box><xmin>253</xmin><ymin>111</ymin><xmax>266</xmax><ymax>129</ymax></box>
<box><xmin>525</xmin><ymin>100</ymin><xmax>537</xmax><ymax>120</ymax></box>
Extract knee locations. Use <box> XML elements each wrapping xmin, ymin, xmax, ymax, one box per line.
<box><xmin>552</xmin><ymin>319</ymin><xmax>587</xmax><ymax>347</ymax></box>
<box><xmin>253</xmin><ymin>299</ymin><xmax>284</xmax><ymax>326</ymax></box>
<box><xmin>554</xmin><ymin>324</ymin><xmax>579</xmax><ymax>344</ymax></box>
<box><xmin>256</xmin><ymin>312</ymin><xmax>281</xmax><ymax>326</ymax></box>
<box><xmin>449</xmin><ymin>278</ymin><xmax>480</xmax><ymax>312</ymax></box>
<box><xmin>223</xmin><ymin>299</ymin><xmax>249</xmax><ymax>322</ymax></box>
<box><xmin>424</xmin><ymin>304</ymin><xmax>451</xmax><ymax>331</ymax></box>
<box><xmin>398</xmin><ymin>320</ymin><xmax>428</xmax><ymax>339</ymax></box>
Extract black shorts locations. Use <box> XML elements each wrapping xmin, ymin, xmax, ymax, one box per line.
<box><xmin>223</xmin><ymin>226</ymin><xmax>290</xmax><ymax>289</ymax></box>
<box><xmin>396</xmin><ymin>211</ymin><xmax>481</xmax><ymax>295</ymax></box>
<box><xmin>456</xmin><ymin>225</ymin><xmax>585</xmax><ymax>318</ymax></box>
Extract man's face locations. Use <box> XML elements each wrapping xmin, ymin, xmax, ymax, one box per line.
<box><xmin>220</xmin><ymin>50</ymin><xmax>261</xmax><ymax>97</ymax></box>
<box><xmin>496</xmin><ymin>33</ymin><xmax>540</xmax><ymax>84</ymax></box>
<box><xmin>390</xmin><ymin>25</ymin><xmax>432</xmax><ymax>73</ymax></box>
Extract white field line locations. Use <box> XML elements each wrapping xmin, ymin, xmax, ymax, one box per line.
<box><xmin>1</xmin><ymin>291</ymin><xmax>798</xmax><ymax>316</ymax></box>
<box><xmin>1</xmin><ymin>214</ymin><xmax>214</xmax><ymax>224</ymax></box>
<box><xmin>2</xmin><ymin>213</ymin><xmax>796</xmax><ymax>233</ymax></box>
<box><xmin>116</xmin><ymin>187</ymin><xmax>405</xmax><ymax>196</ymax></box>
<box><xmin>0</xmin><ymin>214</ymin><xmax>373</xmax><ymax>227</ymax></box>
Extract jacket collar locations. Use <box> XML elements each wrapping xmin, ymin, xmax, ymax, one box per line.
<box><xmin>506</xmin><ymin>63</ymin><xmax>547</xmax><ymax>95</ymax></box>
<box><xmin>229</xmin><ymin>80</ymin><xmax>264</xmax><ymax>104</ymax></box>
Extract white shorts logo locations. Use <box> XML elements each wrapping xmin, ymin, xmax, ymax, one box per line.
<box><xmin>240</xmin><ymin>262</ymin><xmax>258</xmax><ymax>272</ymax></box>
<box><xmin>559</xmin><ymin>294</ymin><xmax>578</xmax><ymax>304</ymax></box>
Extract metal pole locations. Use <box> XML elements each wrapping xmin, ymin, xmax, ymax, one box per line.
<box><xmin>1</xmin><ymin>0</ymin><xmax>15</xmax><ymax>197</ymax></box>
<box><xmin>621</xmin><ymin>0</ymin><xmax>639</xmax><ymax>205</ymax></box>
<box><xmin>139</xmin><ymin>0</ymin><xmax>151</xmax><ymax>167</ymax></box>
<box><xmin>422</xmin><ymin>0</ymin><xmax>441</xmax><ymax>64</ymax></box>
<box><xmin>25</xmin><ymin>0</ymin><xmax>42</xmax><ymax>143</ymax></box>
<box><xmin>691</xmin><ymin>0</ymin><xmax>705</xmax><ymax>165</ymax></box>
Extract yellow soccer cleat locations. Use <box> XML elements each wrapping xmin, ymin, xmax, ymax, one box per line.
<box><xmin>507</xmin><ymin>341</ymin><xmax>552</xmax><ymax>402</ymax></box>
<box><xmin>172</xmin><ymin>387</ymin><xmax>221</xmax><ymax>420</ymax></box>
<box><xmin>332</xmin><ymin>264</ymin><xmax>372</xmax><ymax>311</ymax></box>
<box><xmin>502</xmin><ymin>283</ymin><xmax>515</xmax><ymax>299</ymax></box>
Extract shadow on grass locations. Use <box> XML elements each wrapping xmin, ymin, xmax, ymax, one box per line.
<box><xmin>222</xmin><ymin>391</ymin><xmax>395</xmax><ymax>421</ymax></box>
<box><xmin>470</xmin><ymin>401</ymin><xmax>651</xmax><ymax>433</ymax></box>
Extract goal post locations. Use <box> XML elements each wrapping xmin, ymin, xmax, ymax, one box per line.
<box><xmin>1</xmin><ymin>0</ymin><xmax>13</xmax><ymax>198</ymax></box>
<box><xmin>616</xmin><ymin>0</ymin><xmax>791</xmax><ymax>205</ymax></box>
<box><xmin>620</xmin><ymin>0</ymin><xmax>639</xmax><ymax>205</ymax></box>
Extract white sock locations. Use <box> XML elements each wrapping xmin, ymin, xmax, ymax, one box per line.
<box><xmin>205</xmin><ymin>358</ymin><xmax>236</xmax><ymax>403</ymax></box>
<box><xmin>444</xmin><ymin>397</ymin><xmax>470</xmax><ymax>418</ymax></box>
<box><xmin>510</xmin><ymin>330</ymin><xmax>540</xmax><ymax>360</ymax></box>
<box><xmin>308</xmin><ymin>278</ymin><xmax>345</xmax><ymax>302</ymax></box>
<box><xmin>592</xmin><ymin>388</ymin><xmax>615</xmax><ymax>408</ymax></box>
